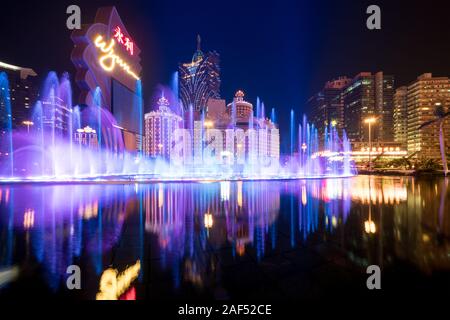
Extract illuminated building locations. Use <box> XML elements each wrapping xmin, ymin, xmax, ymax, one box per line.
<box><xmin>393</xmin><ymin>86</ymin><xmax>408</xmax><ymax>147</ymax></box>
<box><xmin>307</xmin><ymin>76</ymin><xmax>351</xmax><ymax>140</ymax></box>
<box><xmin>226</xmin><ymin>90</ymin><xmax>253</xmax><ymax>126</ymax></box>
<box><xmin>71</xmin><ymin>6</ymin><xmax>143</xmax><ymax>153</ymax></box>
<box><xmin>179</xmin><ymin>35</ymin><xmax>221</xmax><ymax>117</ymax></box>
<box><xmin>406</xmin><ymin>73</ymin><xmax>450</xmax><ymax>159</ymax></box>
<box><xmin>74</xmin><ymin>126</ymin><xmax>99</xmax><ymax>149</ymax></box>
<box><xmin>343</xmin><ymin>72</ymin><xmax>395</xmax><ymax>143</ymax></box>
<box><xmin>189</xmin><ymin>90</ymin><xmax>280</xmax><ymax>166</ymax></box>
<box><xmin>42</xmin><ymin>95</ymin><xmax>72</xmax><ymax>137</ymax></box>
<box><xmin>349</xmin><ymin>141</ymin><xmax>407</xmax><ymax>163</ymax></box>
<box><xmin>144</xmin><ymin>94</ymin><xmax>183</xmax><ymax>159</ymax></box>
<box><xmin>0</xmin><ymin>60</ymin><xmax>38</xmax><ymax>129</ymax></box>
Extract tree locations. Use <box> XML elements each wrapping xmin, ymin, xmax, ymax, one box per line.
<box><xmin>419</xmin><ymin>104</ymin><xmax>450</xmax><ymax>176</ymax></box>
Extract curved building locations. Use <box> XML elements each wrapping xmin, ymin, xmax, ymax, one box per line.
<box><xmin>226</xmin><ymin>90</ymin><xmax>253</xmax><ymax>126</ymax></box>
<box><xmin>179</xmin><ymin>35</ymin><xmax>221</xmax><ymax>118</ymax></box>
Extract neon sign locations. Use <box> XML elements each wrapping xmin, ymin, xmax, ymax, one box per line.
<box><xmin>96</xmin><ymin>260</ymin><xmax>141</xmax><ymax>300</ymax></box>
<box><xmin>113</xmin><ymin>26</ymin><xmax>134</xmax><ymax>55</ymax></box>
<box><xmin>94</xmin><ymin>35</ymin><xmax>140</xmax><ymax>80</ymax></box>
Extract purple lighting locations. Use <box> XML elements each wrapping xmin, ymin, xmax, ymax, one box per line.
<box><xmin>0</xmin><ymin>72</ymin><xmax>356</xmax><ymax>183</ymax></box>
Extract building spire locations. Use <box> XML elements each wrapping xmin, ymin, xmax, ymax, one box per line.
<box><xmin>197</xmin><ymin>34</ymin><xmax>201</xmax><ymax>51</ymax></box>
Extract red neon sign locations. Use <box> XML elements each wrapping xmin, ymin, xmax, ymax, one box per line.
<box><xmin>113</xmin><ymin>26</ymin><xmax>134</xmax><ymax>56</ymax></box>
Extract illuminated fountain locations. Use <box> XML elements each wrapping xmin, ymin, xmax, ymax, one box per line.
<box><xmin>0</xmin><ymin>72</ymin><xmax>356</xmax><ymax>183</ymax></box>
<box><xmin>0</xmin><ymin>72</ymin><xmax>14</xmax><ymax>177</ymax></box>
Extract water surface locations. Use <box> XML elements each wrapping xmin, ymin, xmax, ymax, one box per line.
<box><xmin>0</xmin><ymin>176</ymin><xmax>449</xmax><ymax>300</ymax></box>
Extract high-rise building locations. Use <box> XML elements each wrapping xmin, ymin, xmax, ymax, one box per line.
<box><xmin>307</xmin><ymin>76</ymin><xmax>351</xmax><ymax>140</ymax></box>
<box><xmin>144</xmin><ymin>95</ymin><xmax>183</xmax><ymax>159</ymax></box>
<box><xmin>42</xmin><ymin>95</ymin><xmax>72</xmax><ymax>138</ymax></box>
<box><xmin>0</xmin><ymin>61</ymin><xmax>38</xmax><ymax>129</ymax></box>
<box><xmin>406</xmin><ymin>73</ymin><xmax>450</xmax><ymax>159</ymax></box>
<box><xmin>393</xmin><ymin>86</ymin><xmax>408</xmax><ymax>146</ymax></box>
<box><xmin>179</xmin><ymin>35</ymin><xmax>221</xmax><ymax>118</ymax></box>
<box><xmin>375</xmin><ymin>72</ymin><xmax>395</xmax><ymax>142</ymax></box>
<box><xmin>343</xmin><ymin>72</ymin><xmax>394</xmax><ymax>143</ymax></box>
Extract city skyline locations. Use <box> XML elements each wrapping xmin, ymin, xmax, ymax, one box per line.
<box><xmin>1</xmin><ymin>1</ymin><xmax>449</xmax><ymax>112</ymax></box>
<box><xmin>1</xmin><ymin>0</ymin><xmax>450</xmax><ymax>306</ymax></box>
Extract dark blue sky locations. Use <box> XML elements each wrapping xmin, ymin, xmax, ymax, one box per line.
<box><xmin>1</xmin><ymin>0</ymin><xmax>450</xmax><ymax>150</ymax></box>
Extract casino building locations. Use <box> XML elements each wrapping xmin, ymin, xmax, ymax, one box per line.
<box><xmin>179</xmin><ymin>35</ymin><xmax>221</xmax><ymax>118</ymax></box>
<box><xmin>71</xmin><ymin>6</ymin><xmax>143</xmax><ymax>154</ymax></box>
<box><xmin>144</xmin><ymin>94</ymin><xmax>183</xmax><ymax>160</ymax></box>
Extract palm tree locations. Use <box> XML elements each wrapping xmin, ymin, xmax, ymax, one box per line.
<box><xmin>419</xmin><ymin>104</ymin><xmax>450</xmax><ymax>176</ymax></box>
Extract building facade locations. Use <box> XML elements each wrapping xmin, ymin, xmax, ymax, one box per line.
<box><xmin>42</xmin><ymin>95</ymin><xmax>72</xmax><ymax>138</ymax></box>
<box><xmin>179</xmin><ymin>35</ymin><xmax>221</xmax><ymax>118</ymax></box>
<box><xmin>406</xmin><ymin>73</ymin><xmax>450</xmax><ymax>160</ymax></box>
<box><xmin>0</xmin><ymin>61</ymin><xmax>38</xmax><ymax>129</ymax></box>
<box><xmin>393</xmin><ymin>86</ymin><xmax>408</xmax><ymax>147</ymax></box>
<box><xmin>71</xmin><ymin>6</ymin><xmax>143</xmax><ymax>153</ymax></box>
<box><xmin>343</xmin><ymin>71</ymin><xmax>394</xmax><ymax>143</ymax></box>
<box><xmin>144</xmin><ymin>95</ymin><xmax>183</xmax><ymax>159</ymax></box>
<box><xmin>196</xmin><ymin>91</ymin><xmax>280</xmax><ymax>166</ymax></box>
<box><xmin>307</xmin><ymin>76</ymin><xmax>351</xmax><ymax>140</ymax></box>
<box><xmin>74</xmin><ymin>126</ymin><xmax>99</xmax><ymax>149</ymax></box>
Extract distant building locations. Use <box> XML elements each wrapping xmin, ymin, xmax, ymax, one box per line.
<box><xmin>144</xmin><ymin>95</ymin><xmax>183</xmax><ymax>159</ymax></box>
<box><xmin>343</xmin><ymin>71</ymin><xmax>395</xmax><ymax>143</ymax></box>
<box><xmin>307</xmin><ymin>76</ymin><xmax>351</xmax><ymax>141</ymax></box>
<box><xmin>0</xmin><ymin>61</ymin><xmax>38</xmax><ymax>129</ymax></box>
<box><xmin>42</xmin><ymin>95</ymin><xmax>72</xmax><ymax>138</ymax></box>
<box><xmin>74</xmin><ymin>126</ymin><xmax>99</xmax><ymax>149</ymax></box>
<box><xmin>195</xmin><ymin>90</ymin><xmax>280</xmax><ymax>165</ymax></box>
<box><xmin>406</xmin><ymin>73</ymin><xmax>450</xmax><ymax>159</ymax></box>
<box><xmin>179</xmin><ymin>35</ymin><xmax>221</xmax><ymax>118</ymax></box>
<box><xmin>393</xmin><ymin>86</ymin><xmax>408</xmax><ymax>147</ymax></box>
<box><xmin>226</xmin><ymin>90</ymin><xmax>254</xmax><ymax>127</ymax></box>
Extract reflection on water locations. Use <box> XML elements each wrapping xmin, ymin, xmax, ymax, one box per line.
<box><xmin>0</xmin><ymin>176</ymin><xmax>449</xmax><ymax>299</ymax></box>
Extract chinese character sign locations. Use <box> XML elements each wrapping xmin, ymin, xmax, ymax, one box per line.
<box><xmin>113</xmin><ymin>26</ymin><xmax>134</xmax><ymax>56</ymax></box>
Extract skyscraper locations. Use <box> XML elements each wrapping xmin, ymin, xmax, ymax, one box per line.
<box><xmin>0</xmin><ymin>61</ymin><xmax>38</xmax><ymax>129</ymax></box>
<box><xmin>406</xmin><ymin>73</ymin><xmax>450</xmax><ymax>160</ymax></box>
<box><xmin>375</xmin><ymin>72</ymin><xmax>395</xmax><ymax>142</ymax></box>
<box><xmin>393</xmin><ymin>86</ymin><xmax>408</xmax><ymax>147</ymax></box>
<box><xmin>342</xmin><ymin>72</ymin><xmax>394</xmax><ymax>143</ymax></box>
<box><xmin>307</xmin><ymin>76</ymin><xmax>351</xmax><ymax>140</ymax></box>
<box><xmin>179</xmin><ymin>35</ymin><xmax>221</xmax><ymax>118</ymax></box>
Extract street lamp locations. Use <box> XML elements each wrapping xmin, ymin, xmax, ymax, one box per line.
<box><xmin>22</xmin><ymin>120</ymin><xmax>34</xmax><ymax>133</ymax></box>
<box><xmin>364</xmin><ymin>117</ymin><xmax>377</xmax><ymax>172</ymax></box>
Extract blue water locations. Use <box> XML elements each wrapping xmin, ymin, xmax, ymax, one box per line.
<box><xmin>0</xmin><ymin>176</ymin><xmax>449</xmax><ymax>300</ymax></box>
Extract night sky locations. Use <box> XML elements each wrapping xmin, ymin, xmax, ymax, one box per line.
<box><xmin>1</xmin><ymin>0</ymin><xmax>449</xmax><ymax>150</ymax></box>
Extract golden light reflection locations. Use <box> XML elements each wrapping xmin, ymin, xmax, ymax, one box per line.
<box><xmin>364</xmin><ymin>220</ymin><xmax>377</xmax><ymax>234</ymax></box>
<box><xmin>78</xmin><ymin>201</ymin><xmax>99</xmax><ymax>220</ymax></box>
<box><xmin>96</xmin><ymin>260</ymin><xmax>141</xmax><ymax>300</ymax></box>
<box><xmin>237</xmin><ymin>181</ymin><xmax>243</xmax><ymax>207</ymax></box>
<box><xmin>204</xmin><ymin>213</ymin><xmax>213</xmax><ymax>229</ymax></box>
<box><xmin>23</xmin><ymin>209</ymin><xmax>35</xmax><ymax>230</ymax></box>
<box><xmin>158</xmin><ymin>184</ymin><xmax>164</xmax><ymax>208</ymax></box>
<box><xmin>301</xmin><ymin>185</ymin><xmax>307</xmax><ymax>206</ymax></box>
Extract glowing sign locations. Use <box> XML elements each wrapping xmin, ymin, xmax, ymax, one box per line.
<box><xmin>96</xmin><ymin>260</ymin><xmax>141</xmax><ymax>300</ymax></box>
<box><xmin>94</xmin><ymin>35</ymin><xmax>140</xmax><ymax>80</ymax></box>
<box><xmin>113</xmin><ymin>26</ymin><xmax>134</xmax><ymax>55</ymax></box>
